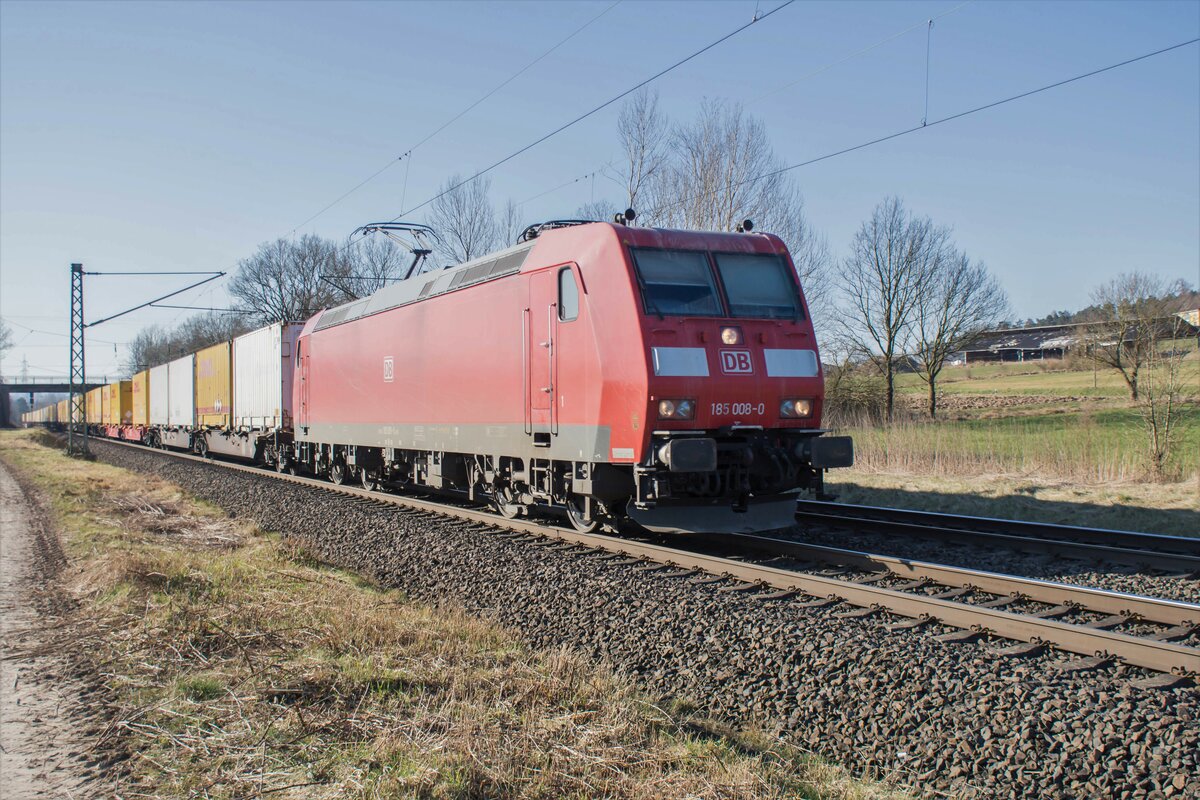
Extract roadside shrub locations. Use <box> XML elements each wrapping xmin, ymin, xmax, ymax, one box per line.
<box><xmin>824</xmin><ymin>368</ymin><xmax>888</xmax><ymax>428</ymax></box>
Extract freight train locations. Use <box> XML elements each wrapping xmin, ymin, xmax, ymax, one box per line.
<box><xmin>24</xmin><ymin>219</ymin><xmax>852</xmax><ymax>534</ymax></box>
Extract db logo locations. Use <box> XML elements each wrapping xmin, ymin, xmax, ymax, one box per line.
<box><xmin>719</xmin><ymin>350</ymin><xmax>753</xmax><ymax>374</ymax></box>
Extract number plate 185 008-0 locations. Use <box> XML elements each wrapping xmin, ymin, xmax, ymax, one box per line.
<box><xmin>711</xmin><ymin>402</ymin><xmax>766</xmax><ymax>417</ymax></box>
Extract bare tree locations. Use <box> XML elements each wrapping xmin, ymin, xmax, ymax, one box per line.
<box><xmin>656</xmin><ymin>100</ymin><xmax>780</xmax><ymax>232</ymax></box>
<box><xmin>1136</xmin><ymin>314</ymin><xmax>1194</xmax><ymax>479</ymax></box>
<box><xmin>771</xmin><ymin>187</ymin><xmax>832</xmax><ymax>331</ymax></box>
<box><xmin>1080</xmin><ymin>272</ymin><xmax>1182</xmax><ymax>401</ymax></box>
<box><xmin>497</xmin><ymin>199</ymin><xmax>524</xmax><ymax>249</ymax></box>
<box><xmin>644</xmin><ymin>100</ymin><xmax>832</xmax><ymax>321</ymax></box>
<box><xmin>176</xmin><ymin>311</ymin><xmax>255</xmax><ymax>350</ymax></box>
<box><xmin>123</xmin><ymin>312</ymin><xmax>255</xmax><ymax>373</ymax></box>
<box><xmin>123</xmin><ymin>324</ymin><xmax>171</xmax><ymax>373</ymax></box>
<box><xmin>911</xmin><ymin>251</ymin><xmax>1009</xmax><ymax>417</ymax></box>
<box><xmin>839</xmin><ymin>197</ymin><xmax>951</xmax><ymax>422</ymax></box>
<box><xmin>612</xmin><ymin>89</ymin><xmax>669</xmax><ymax>217</ymax></box>
<box><xmin>426</xmin><ymin>175</ymin><xmax>499</xmax><ymax>264</ymax></box>
<box><xmin>348</xmin><ymin>237</ymin><xmax>408</xmax><ymax>294</ymax></box>
<box><xmin>0</xmin><ymin>318</ymin><xmax>12</xmax><ymax>362</ymax></box>
<box><xmin>229</xmin><ymin>234</ymin><xmax>354</xmax><ymax>323</ymax></box>
<box><xmin>575</xmin><ymin>199</ymin><xmax>619</xmax><ymax>222</ymax></box>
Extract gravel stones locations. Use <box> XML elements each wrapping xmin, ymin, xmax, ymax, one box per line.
<box><xmin>92</xmin><ymin>441</ymin><xmax>1200</xmax><ymax>799</ymax></box>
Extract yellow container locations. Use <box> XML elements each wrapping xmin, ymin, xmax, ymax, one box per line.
<box><xmin>194</xmin><ymin>341</ymin><xmax>232</xmax><ymax>427</ymax></box>
<box><xmin>58</xmin><ymin>398</ymin><xmax>69</xmax><ymax>424</ymax></box>
<box><xmin>131</xmin><ymin>370</ymin><xmax>150</xmax><ymax>426</ymax></box>
<box><xmin>106</xmin><ymin>381</ymin><xmax>133</xmax><ymax>425</ymax></box>
<box><xmin>86</xmin><ymin>387</ymin><xmax>104</xmax><ymax>424</ymax></box>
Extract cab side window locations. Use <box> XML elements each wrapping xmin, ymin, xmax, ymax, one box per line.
<box><xmin>558</xmin><ymin>267</ymin><xmax>579</xmax><ymax>321</ymax></box>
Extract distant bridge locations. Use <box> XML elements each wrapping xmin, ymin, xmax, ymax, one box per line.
<box><xmin>1</xmin><ymin>376</ymin><xmax>111</xmax><ymax>395</ymax></box>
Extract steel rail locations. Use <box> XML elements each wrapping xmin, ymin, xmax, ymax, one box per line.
<box><xmin>94</xmin><ymin>439</ymin><xmax>1200</xmax><ymax>676</ymax></box>
<box><xmin>795</xmin><ymin>502</ymin><xmax>1200</xmax><ymax>574</ymax></box>
<box><xmin>797</xmin><ymin>499</ymin><xmax>1200</xmax><ymax>554</ymax></box>
<box><xmin>697</xmin><ymin>532</ymin><xmax>1200</xmax><ymax>628</ymax></box>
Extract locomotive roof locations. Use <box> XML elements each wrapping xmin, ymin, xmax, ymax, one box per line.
<box><xmin>315</xmin><ymin>238</ymin><xmax>537</xmax><ymax>331</ymax></box>
<box><xmin>314</xmin><ymin>222</ymin><xmax>785</xmax><ymax>332</ymax></box>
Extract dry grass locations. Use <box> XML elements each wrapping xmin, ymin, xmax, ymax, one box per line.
<box><xmin>836</xmin><ymin>405</ymin><xmax>1198</xmax><ymax>485</ymax></box>
<box><xmin>0</xmin><ymin>430</ymin><xmax>907</xmax><ymax>800</ymax></box>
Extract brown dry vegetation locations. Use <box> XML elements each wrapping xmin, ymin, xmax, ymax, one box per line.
<box><xmin>0</xmin><ymin>429</ymin><xmax>906</xmax><ymax>800</ymax></box>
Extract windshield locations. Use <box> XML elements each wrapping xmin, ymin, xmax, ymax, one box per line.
<box><xmin>629</xmin><ymin>248</ymin><xmax>722</xmax><ymax>317</ymax></box>
<box><xmin>714</xmin><ymin>252</ymin><xmax>802</xmax><ymax>319</ymax></box>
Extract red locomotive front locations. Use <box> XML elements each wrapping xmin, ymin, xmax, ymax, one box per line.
<box><xmin>289</xmin><ymin>220</ymin><xmax>851</xmax><ymax>533</ymax></box>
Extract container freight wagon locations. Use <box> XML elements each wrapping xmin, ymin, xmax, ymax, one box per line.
<box><xmin>86</xmin><ymin>387</ymin><xmax>104</xmax><ymax>431</ymax></box>
<box><xmin>103</xmin><ymin>380</ymin><xmax>133</xmax><ymax>437</ymax></box>
<box><xmin>101</xmin><ymin>386</ymin><xmax>110</xmax><ymax>433</ymax></box>
<box><xmin>198</xmin><ymin>322</ymin><xmax>302</xmax><ymax>461</ymax></box>
<box><xmin>149</xmin><ymin>364</ymin><xmax>169</xmax><ymax>426</ymax></box>
<box><xmin>127</xmin><ymin>371</ymin><xmax>150</xmax><ymax>441</ymax></box>
<box><xmin>159</xmin><ymin>355</ymin><xmax>195</xmax><ymax>450</ymax></box>
<box><xmin>22</xmin><ymin>403</ymin><xmax>57</xmax><ymax>426</ymax></box>
<box><xmin>195</xmin><ymin>342</ymin><xmax>232</xmax><ymax>429</ymax></box>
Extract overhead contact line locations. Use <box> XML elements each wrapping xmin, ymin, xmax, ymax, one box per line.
<box><xmin>389</xmin><ymin>1</ymin><xmax>797</xmax><ymax>220</ymax></box>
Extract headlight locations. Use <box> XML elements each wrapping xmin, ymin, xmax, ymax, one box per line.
<box><xmin>720</xmin><ymin>326</ymin><xmax>742</xmax><ymax>345</ymax></box>
<box><xmin>658</xmin><ymin>398</ymin><xmax>696</xmax><ymax>420</ymax></box>
<box><xmin>780</xmin><ymin>398</ymin><xmax>813</xmax><ymax>419</ymax></box>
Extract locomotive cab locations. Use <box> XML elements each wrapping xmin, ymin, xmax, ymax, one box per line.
<box><xmin>616</xmin><ymin>227</ymin><xmax>853</xmax><ymax>533</ymax></box>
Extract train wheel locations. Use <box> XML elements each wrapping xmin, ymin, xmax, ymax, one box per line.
<box><xmin>196</xmin><ymin>438</ymin><xmax>210</xmax><ymax>460</ymax></box>
<box><xmin>361</xmin><ymin>470</ymin><xmax>380</xmax><ymax>492</ymax></box>
<box><xmin>566</xmin><ymin>495</ymin><xmax>599</xmax><ymax>533</ymax></box>
<box><xmin>329</xmin><ymin>460</ymin><xmax>347</xmax><ymax>485</ymax></box>
<box><xmin>493</xmin><ymin>487</ymin><xmax>523</xmax><ymax>519</ymax></box>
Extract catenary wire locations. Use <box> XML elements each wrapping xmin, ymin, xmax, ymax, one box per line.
<box><xmin>388</xmin><ymin>0</ymin><xmax>797</xmax><ymax>221</ymax></box>
<box><xmin>653</xmin><ymin>37</ymin><xmax>1200</xmax><ymax>222</ymax></box>
<box><xmin>476</xmin><ymin>0</ymin><xmax>976</xmax><ymax>223</ymax></box>
<box><xmin>747</xmin><ymin>0</ymin><xmax>974</xmax><ymax>106</ymax></box>
<box><xmin>284</xmin><ymin>0</ymin><xmax>624</xmax><ymax>238</ymax></box>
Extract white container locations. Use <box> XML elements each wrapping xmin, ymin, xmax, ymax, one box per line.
<box><xmin>167</xmin><ymin>354</ymin><xmax>195</xmax><ymax>427</ymax></box>
<box><xmin>232</xmin><ymin>322</ymin><xmax>302</xmax><ymax>430</ymax></box>
<box><xmin>149</xmin><ymin>364</ymin><xmax>170</xmax><ymax>425</ymax></box>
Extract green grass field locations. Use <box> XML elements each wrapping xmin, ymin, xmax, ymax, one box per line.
<box><xmin>893</xmin><ymin>342</ymin><xmax>1200</xmax><ymax>399</ymax></box>
<box><xmin>833</xmin><ymin>354</ymin><xmax>1199</xmax><ymax>529</ymax></box>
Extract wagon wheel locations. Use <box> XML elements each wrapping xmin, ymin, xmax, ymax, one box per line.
<box><xmin>565</xmin><ymin>495</ymin><xmax>600</xmax><ymax>533</ymax></box>
<box><xmin>196</xmin><ymin>438</ymin><xmax>210</xmax><ymax>460</ymax></box>
<box><xmin>275</xmin><ymin>453</ymin><xmax>296</xmax><ymax>475</ymax></box>
<box><xmin>328</xmin><ymin>459</ymin><xmax>348</xmax><ymax>485</ymax></box>
<box><xmin>493</xmin><ymin>486</ymin><xmax>524</xmax><ymax>519</ymax></box>
<box><xmin>361</xmin><ymin>469</ymin><xmax>380</xmax><ymax>492</ymax></box>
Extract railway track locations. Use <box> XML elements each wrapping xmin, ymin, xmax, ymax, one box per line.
<box><xmin>796</xmin><ymin>499</ymin><xmax>1200</xmax><ymax>575</ymax></box>
<box><xmin>95</xmin><ymin>438</ymin><xmax>1200</xmax><ymax>682</ymax></box>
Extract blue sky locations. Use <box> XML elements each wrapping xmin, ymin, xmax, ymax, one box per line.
<box><xmin>2</xmin><ymin>0</ymin><xmax>1197</xmax><ymax>378</ymax></box>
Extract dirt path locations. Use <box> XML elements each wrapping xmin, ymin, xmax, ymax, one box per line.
<box><xmin>0</xmin><ymin>460</ymin><xmax>102</xmax><ymax>798</ymax></box>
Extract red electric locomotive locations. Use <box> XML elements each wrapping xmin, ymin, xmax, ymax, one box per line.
<box><xmin>286</xmin><ymin>219</ymin><xmax>852</xmax><ymax>534</ymax></box>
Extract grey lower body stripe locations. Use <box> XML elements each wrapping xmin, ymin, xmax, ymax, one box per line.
<box><xmin>298</xmin><ymin>421</ymin><xmax>616</xmax><ymax>464</ymax></box>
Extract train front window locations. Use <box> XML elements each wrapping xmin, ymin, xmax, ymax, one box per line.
<box><xmin>630</xmin><ymin>248</ymin><xmax>722</xmax><ymax>317</ymax></box>
<box><xmin>713</xmin><ymin>252</ymin><xmax>802</xmax><ymax>319</ymax></box>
